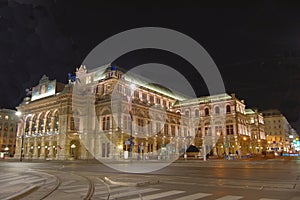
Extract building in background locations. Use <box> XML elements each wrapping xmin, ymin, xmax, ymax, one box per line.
<box><xmin>0</xmin><ymin>108</ymin><xmax>19</xmax><ymax>157</ymax></box>
<box><xmin>262</xmin><ymin>109</ymin><xmax>293</xmax><ymax>153</ymax></box>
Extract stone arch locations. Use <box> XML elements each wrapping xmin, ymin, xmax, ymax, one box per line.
<box><xmin>52</xmin><ymin>110</ymin><xmax>59</xmax><ymax>132</ymax></box>
<box><xmin>37</xmin><ymin>112</ymin><xmax>46</xmax><ymax>133</ymax></box>
<box><xmin>100</xmin><ymin>107</ymin><xmax>111</xmax><ymax>116</ymax></box>
<box><xmin>226</xmin><ymin>104</ymin><xmax>231</xmax><ymax>113</ymax></box>
<box><xmin>45</xmin><ymin>110</ymin><xmax>53</xmax><ymax>132</ymax></box>
<box><xmin>204</xmin><ymin>107</ymin><xmax>210</xmax><ymax>116</ymax></box>
<box><xmin>214</xmin><ymin>105</ymin><xmax>220</xmax><ymax>114</ymax></box>
<box><xmin>31</xmin><ymin>114</ymin><xmax>38</xmax><ymax>133</ymax></box>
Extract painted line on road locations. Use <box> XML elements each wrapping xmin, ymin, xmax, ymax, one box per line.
<box><xmin>94</xmin><ymin>185</ymin><xmax>133</xmax><ymax>196</ymax></box>
<box><xmin>173</xmin><ymin>192</ymin><xmax>212</xmax><ymax>200</ymax></box>
<box><xmin>101</xmin><ymin>188</ymin><xmax>160</xmax><ymax>199</ymax></box>
<box><xmin>129</xmin><ymin>190</ymin><xmax>185</xmax><ymax>200</ymax></box>
<box><xmin>259</xmin><ymin>198</ymin><xmax>280</xmax><ymax>200</ymax></box>
<box><xmin>216</xmin><ymin>195</ymin><xmax>244</xmax><ymax>200</ymax></box>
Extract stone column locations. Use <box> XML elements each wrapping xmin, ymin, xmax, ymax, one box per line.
<box><xmin>36</xmin><ymin>119</ymin><xmax>40</xmax><ymax>133</ymax></box>
<box><xmin>43</xmin><ymin>118</ymin><xmax>47</xmax><ymax>133</ymax></box>
<box><xmin>40</xmin><ymin>137</ymin><xmax>45</xmax><ymax>159</ymax></box>
<box><xmin>29</xmin><ymin>120</ymin><xmax>33</xmax><ymax>135</ymax></box>
<box><xmin>50</xmin><ymin>116</ymin><xmax>55</xmax><ymax>132</ymax></box>
<box><xmin>153</xmin><ymin>137</ymin><xmax>157</xmax><ymax>156</ymax></box>
<box><xmin>49</xmin><ymin>138</ymin><xmax>54</xmax><ymax>159</ymax></box>
<box><xmin>57</xmin><ymin>134</ymin><xmax>67</xmax><ymax>160</ymax></box>
<box><xmin>25</xmin><ymin>138</ymin><xmax>31</xmax><ymax>159</ymax></box>
<box><xmin>33</xmin><ymin>138</ymin><xmax>38</xmax><ymax>159</ymax></box>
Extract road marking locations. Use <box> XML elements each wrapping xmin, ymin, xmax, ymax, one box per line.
<box><xmin>94</xmin><ymin>186</ymin><xmax>133</xmax><ymax>195</ymax></box>
<box><xmin>259</xmin><ymin>199</ymin><xmax>280</xmax><ymax>200</ymax></box>
<box><xmin>129</xmin><ymin>190</ymin><xmax>185</xmax><ymax>200</ymax></box>
<box><xmin>0</xmin><ymin>175</ymin><xmax>30</xmax><ymax>183</ymax></box>
<box><xmin>100</xmin><ymin>188</ymin><xmax>160</xmax><ymax>199</ymax></box>
<box><xmin>216</xmin><ymin>195</ymin><xmax>244</xmax><ymax>200</ymax></box>
<box><xmin>173</xmin><ymin>192</ymin><xmax>212</xmax><ymax>200</ymax></box>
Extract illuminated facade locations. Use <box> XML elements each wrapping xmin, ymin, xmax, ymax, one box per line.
<box><xmin>0</xmin><ymin>109</ymin><xmax>19</xmax><ymax>157</ymax></box>
<box><xmin>262</xmin><ymin>109</ymin><xmax>292</xmax><ymax>152</ymax></box>
<box><xmin>15</xmin><ymin>65</ymin><xmax>267</xmax><ymax>160</ymax></box>
<box><xmin>245</xmin><ymin>109</ymin><xmax>266</xmax><ymax>154</ymax></box>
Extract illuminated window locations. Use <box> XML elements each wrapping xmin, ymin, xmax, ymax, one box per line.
<box><xmin>102</xmin><ymin>116</ymin><xmax>110</xmax><ymax>131</ymax></box>
<box><xmin>5</xmin><ymin>116</ymin><xmax>9</xmax><ymax>120</ymax></box>
<box><xmin>226</xmin><ymin>125</ymin><xmax>234</xmax><ymax>135</ymax></box>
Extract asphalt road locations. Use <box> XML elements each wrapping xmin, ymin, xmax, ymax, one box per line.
<box><xmin>0</xmin><ymin>158</ymin><xmax>300</xmax><ymax>200</ymax></box>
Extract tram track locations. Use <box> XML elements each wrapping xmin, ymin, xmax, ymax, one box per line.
<box><xmin>11</xmin><ymin>169</ymin><xmax>96</xmax><ymax>200</ymax></box>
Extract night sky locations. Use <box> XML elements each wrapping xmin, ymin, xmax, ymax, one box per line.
<box><xmin>1</xmin><ymin>0</ymin><xmax>300</xmax><ymax>130</ymax></box>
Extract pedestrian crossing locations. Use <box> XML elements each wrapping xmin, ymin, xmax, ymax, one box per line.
<box><xmin>0</xmin><ymin>173</ymin><xmax>283</xmax><ymax>200</ymax></box>
<box><xmin>52</xmin><ymin>180</ymin><xmax>283</xmax><ymax>200</ymax></box>
<box><xmin>71</xmin><ymin>181</ymin><xmax>281</xmax><ymax>200</ymax></box>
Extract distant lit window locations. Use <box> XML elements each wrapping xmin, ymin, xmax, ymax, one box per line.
<box><xmin>5</xmin><ymin>116</ymin><xmax>9</xmax><ymax>120</ymax></box>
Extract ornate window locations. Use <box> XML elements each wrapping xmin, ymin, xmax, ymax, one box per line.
<box><xmin>215</xmin><ymin>106</ymin><xmax>220</xmax><ymax>114</ymax></box>
<box><xmin>226</xmin><ymin>105</ymin><xmax>231</xmax><ymax>113</ymax></box>
<box><xmin>204</xmin><ymin>108</ymin><xmax>209</xmax><ymax>116</ymax></box>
